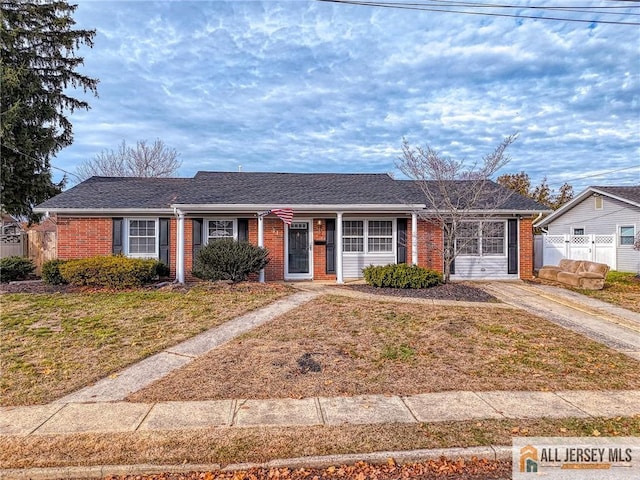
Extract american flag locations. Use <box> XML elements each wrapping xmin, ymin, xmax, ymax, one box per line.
<box><xmin>269</xmin><ymin>208</ymin><xmax>294</xmax><ymax>225</ymax></box>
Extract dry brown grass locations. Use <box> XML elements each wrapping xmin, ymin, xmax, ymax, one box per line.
<box><xmin>2</xmin><ymin>416</ymin><xmax>638</xmax><ymax>469</ymax></box>
<box><xmin>0</xmin><ymin>283</ymin><xmax>292</xmax><ymax>406</ymax></box>
<box><xmin>533</xmin><ymin>271</ymin><xmax>640</xmax><ymax>313</ymax></box>
<box><xmin>129</xmin><ymin>295</ymin><xmax>640</xmax><ymax>403</ymax></box>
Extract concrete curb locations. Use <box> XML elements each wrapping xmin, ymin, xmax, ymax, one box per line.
<box><xmin>0</xmin><ymin>445</ymin><xmax>513</xmax><ymax>479</ymax></box>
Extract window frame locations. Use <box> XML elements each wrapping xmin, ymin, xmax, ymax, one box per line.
<box><xmin>572</xmin><ymin>227</ymin><xmax>585</xmax><ymax>236</ymax></box>
<box><xmin>205</xmin><ymin>218</ymin><xmax>237</xmax><ymax>243</ymax></box>
<box><xmin>619</xmin><ymin>225</ymin><xmax>636</xmax><ymax>247</ymax></box>
<box><xmin>367</xmin><ymin>220</ymin><xmax>394</xmax><ymax>253</ymax></box>
<box><xmin>125</xmin><ymin>218</ymin><xmax>159</xmax><ymax>259</ymax></box>
<box><xmin>342</xmin><ymin>220</ymin><xmax>364</xmax><ymax>253</ymax></box>
<box><xmin>455</xmin><ymin>220</ymin><xmax>507</xmax><ymax>257</ymax></box>
<box><xmin>594</xmin><ymin>196</ymin><xmax>604</xmax><ymax>210</ymax></box>
<box><xmin>342</xmin><ymin>218</ymin><xmax>396</xmax><ymax>255</ymax></box>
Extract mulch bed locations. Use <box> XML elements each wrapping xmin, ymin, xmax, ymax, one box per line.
<box><xmin>343</xmin><ymin>283</ymin><xmax>498</xmax><ymax>302</ymax></box>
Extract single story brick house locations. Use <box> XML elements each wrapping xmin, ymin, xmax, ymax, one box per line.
<box><xmin>34</xmin><ymin>172</ymin><xmax>549</xmax><ymax>283</ymax></box>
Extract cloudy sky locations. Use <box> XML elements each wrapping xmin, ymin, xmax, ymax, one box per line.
<box><xmin>58</xmin><ymin>0</ymin><xmax>639</xmax><ymax>191</ymax></box>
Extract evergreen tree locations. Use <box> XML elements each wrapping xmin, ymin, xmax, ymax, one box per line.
<box><xmin>1</xmin><ymin>0</ymin><xmax>98</xmax><ymax>219</ymax></box>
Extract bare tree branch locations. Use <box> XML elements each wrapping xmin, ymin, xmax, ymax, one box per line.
<box><xmin>397</xmin><ymin>134</ymin><xmax>518</xmax><ymax>282</ymax></box>
<box><xmin>75</xmin><ymin>139</ymin><xmax>181</xmax><ymax>181</ymax></box>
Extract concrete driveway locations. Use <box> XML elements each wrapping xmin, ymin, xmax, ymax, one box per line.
<box><xmin>479</xmin><ymin>281</ymin><xmax>640</xmax><ymax>361</ymax></box>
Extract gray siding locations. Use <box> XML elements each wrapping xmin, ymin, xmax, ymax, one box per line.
<box><xmin>546</xmin><ymin>195</ymin><xmax>639</xmax><ymax>272</ymax></box>
<box><xmin>343</xmin><ymin>253</ymin><xmax>396</xmax><ymax>278</ymax></box>
<box><xmin>452</xmin><ymin>256</ymin><xmax>516</xmax><ymax>280</ymax></box>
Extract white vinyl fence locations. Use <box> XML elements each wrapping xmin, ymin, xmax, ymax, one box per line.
<box><xmin>535</xmin><ymin>234</ymin><xmax>616</xmax><ymax>270</ymax></box>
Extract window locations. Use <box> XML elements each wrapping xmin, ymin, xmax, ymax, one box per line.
<box><xmin>207</xmin><ymin>219</ymin><xmax>235</xmax><ymax>242</ymax></box>
<box><xmin>343</xmin><ymin>220</ymin><xmax>364</xmax><ymax>252</ymax></box>
<box><xmin>620</xmin><ymin>226</ymin><xmax>635</xmax><ymax>246</ymax></box>
<box><xmin>456</xmin><ymin>222</ymin><xmax>479</xmax><ymax>255</ymax></box>
<box><xmin>482</xmin><ymin>221</ymin><xmax>505</xmax><ymax>255</ymax></box>
<box><xmin>456</xmin><ymin>221</ymin><xmax>506</xmax><ymax>256</ymax></box>
<box><xmin>594</xmin><ymin>196</ymin><xmax>603</xmax><ymax>210</ymax></box>
<box><xmin>128</xmin><ymin>219</ymin><xmax>157</xmax><ymax>256</ymax></box>
<box><xmin>573</xmin><ymin>227</ymin><xmax>585</xmax><ymax>235</ymax></box>
<box><xmin>367</xmin><ymin>220</ymin><xmax>393</xmax><ymax>253</ymax></box>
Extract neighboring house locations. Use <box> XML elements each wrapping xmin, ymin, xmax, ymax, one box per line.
<box><xmin>535</xmin><ymin>186</ymin><xmax>640</xmax><ymax>273</ymax></box>
<box><xmin>34</xmin><ymin>172</ymin><xmax>548</xmax><ymax>283</ymax></box>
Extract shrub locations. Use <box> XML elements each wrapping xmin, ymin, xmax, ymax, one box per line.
<box><xmin>155</xmin><ymin>261</ymin><xmax>170</xmax><ymax>278</ymax></box>
<box><xmin>42</xmin><ymin>259</ymin><xmax>68</xmax><ymax>285</ymax></box>
<box><xmin>58</xmin><ymin>255</ymin><xmax>160</xmax><ymax>288</ymax></box>
<box><xmin>363</xmin><ymin>263</ymin><xmax>442</xmax><ymax>289</ymax></box>
<box><xmin>193</xmin><ymin>239</ymin><xmax>269</xmax><ymax>283</ymax></box>
<box><xmin>0</xmin><ymin>256</ymin><xmax>35</xmax><ymax>283</ymax></box>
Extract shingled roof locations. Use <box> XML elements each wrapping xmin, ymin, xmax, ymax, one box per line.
<box><xmin>35</xmin><ymin>171</ymin><xmax>549</xmax><ymax>212</ymax></box>
<box><xmin>36</xmin><ymin>177</ymin><xmax>190</xmax><ymax>210</ymax></box>
<box><xmin>592</xmin><ymin>185</ymin><xmax>640</xmax><ymax>205</ymax></box>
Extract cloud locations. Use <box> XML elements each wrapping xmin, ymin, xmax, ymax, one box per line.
<box><xmin>55</xmin><ymin>0</ymin><xmax>639</xmax><ymax>191</ymax></box>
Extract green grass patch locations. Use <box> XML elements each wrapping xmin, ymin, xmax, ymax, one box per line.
<box><xmin>0</xmin><ymin>283</ymin><xmax>291</xmax><ymax>406</ymax></box>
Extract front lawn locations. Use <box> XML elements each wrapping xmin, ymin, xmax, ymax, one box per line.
<box><xmin>577</xmin><ymin>271</ymin><xmax>640</xmax><ymax>313</ymax></box>
<box><xmin>129</xmin><ymin>295</ymin><xmax>640</xmax><ymax>402</ymax></box>
<box><xmin>0</xmin><ymin>283</ymin><xmax>291</xmax><ymax>406</ymax></box>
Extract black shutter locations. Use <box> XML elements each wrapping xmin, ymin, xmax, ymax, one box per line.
<box><xmin>508</xmin><ymin>219</ymin><xmax>518</xmax><ymax>274</ymax></box>
<box><xmin>325</xmin><ymin>219</ymin><xmax>336</xmax><ymax>274</ymax></box>
<box><xmin>397</xmin><ymin>218</ymin><xmax>407</xmax><ymax>264</ymax></box>
<box><xmin>238</xmin><ymin>218</ymin><xmax>249</xmax><ymax>242</ymax></box>
<box><xmin>159</xmin><ymin>218</ymin><xmax>170</xmax><ymax>269</ymax></box>
<box><xmin>192</xmin><ymin>218</ymin><xmax>203</xmax><ymax>260</ymax></box>
<box><xmin>445</xmin><ymin>223</ymin><xmax>455</xmax><ymax>275</ymax></box>
<box><xmin>112</xmin><ymin>218</ymin><xmax>124</xmax><ymax>254</ymax></box>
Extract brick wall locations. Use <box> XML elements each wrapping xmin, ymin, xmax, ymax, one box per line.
<box><xmin>412</xmin><ymin>218</ymin><xmax>444</xmax><ymax>272</ymax></box>
<box><xmin>263</xmin><ymin>217</ymin><xmax>284</xmax><ymax>281</ymax></box>
<box><xmin>313</xmin><ymin>218</ymin><xmax>337</xmax><ymax>281</ymax></box>
<box><xmin>519</xmin><ymin>217</ymin><xmax>534</xmax><ymax>279</ymax></box>
<box><xmin>57</xmin><ymin>217</ymin><xmax>112</xmax><ymax>259</ymax></box>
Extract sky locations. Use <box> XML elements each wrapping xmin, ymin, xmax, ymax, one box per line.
<box><xmin>57</xmin><ymin>0</ymin><xmax>640</xmax><ymax>192</ymax></box>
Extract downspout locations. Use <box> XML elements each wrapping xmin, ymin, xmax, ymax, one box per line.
<box><xmin>174</xmin><ymin>208</ymin><xmax>185</xmax><ymax>284</ymax></box>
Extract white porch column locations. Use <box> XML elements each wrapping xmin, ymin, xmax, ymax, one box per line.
<box><xmin>176</xmin><ymin>210</ymin><xmax>185</xmax><ymax>284</ymax></box>
<box><xmin>258</xmin><ymin>214</ymin><xmax>265</xmax><ymax>283</ymax></box>
<box><xmin>411</xmin><ymin>212</ymin><xmax>418</xmax><ymax>265</ymax></box>
<box><xmin>336</xmin><ymin>212</ymin><xmax>344</xmax><ymax>284</ymax></box>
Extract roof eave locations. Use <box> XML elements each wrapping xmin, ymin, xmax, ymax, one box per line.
<box><xmin>32</xmin><ymin>207</ymin><xmax>175</xmax><ymax>215</ymax></box>
<box><xmin>171</xmin><ymin>203</ymin><xmax>426</xmax><ymax>213</ymax></box>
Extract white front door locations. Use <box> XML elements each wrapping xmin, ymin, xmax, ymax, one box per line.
<box><xmin>285</xmin><ymin>220</ymin><xmax>313</xmax><ymax>280</ymax></box>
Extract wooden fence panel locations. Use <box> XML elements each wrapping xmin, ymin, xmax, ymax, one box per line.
<box><xmin>27</xmin><ymin>231</ymin><xmax>57</xmax><ymax>275</ymax></box>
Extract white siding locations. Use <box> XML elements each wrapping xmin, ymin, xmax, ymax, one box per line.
<box><xmin>452</xmin><ymin>256</ymin><xmax>515</xmax><ymax>280</ymax></box>
<box><xmin>546</xmin><ymin>195</ymin><xmax>640</xmax><ymax>272</ymax></box>
<box><xmin>343</xmin><ymin>253</ymin><xmax>395</xmax><ymax>278</ymax></box>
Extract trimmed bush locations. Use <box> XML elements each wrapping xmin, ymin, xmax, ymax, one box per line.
<box><xmin>58</xmin><ymin>255</ymin><xmax>160</xmax><ymax>288</ymax></box>
<box><xmin>363</xmin><ymin>263</ymin><xmax>442</xmax><ymax>289</ymax></box>
<box><xmin>193</xmin><ymin>239</ymin><xmax>269</xmax><ymax>283</ymax></box>
<box><xmin>42</xmin><ymin>259</ymin><xmax>68</xmax><ymax>285</ymax></box>
<box><xmin>155</xmin><ymin>261</ymin><xmax>170</xmax><ymax>278</ymax></box>
<box><xmin>0</xmin><ymin>256</ymin><xmax>35</xmax><ymax>283</ymax></box>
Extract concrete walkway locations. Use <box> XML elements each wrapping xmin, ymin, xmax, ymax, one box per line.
<box><xmin>2</xmin><ymin>389</ymin><xmax>639</xmax><ymax>436</ymax></box>
<box><xmin>479</xmin><ymin>281</ymin><xmax>640</xmax><ymax>361</ymax></box>
<box><xmin>55</xmin><ymin>290</ymin><xmax>320</xmax><ymax>403</ymax></box>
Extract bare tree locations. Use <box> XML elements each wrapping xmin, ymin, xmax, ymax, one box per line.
<box><xmin>75</xmin><ymin>139</ymin><xmax>181</xmax><ymax>181</ymax></box>
<box><xmin>397</xmin><ymin>134</ymin><xmax>518</xmax><ymax>283</ymax></box>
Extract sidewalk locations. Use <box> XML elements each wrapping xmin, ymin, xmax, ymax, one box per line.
<box><xmin>2</xmin><ymin>389</ymin><xmax>639</xmax><ymax>436</ymax></box>
<box><xmin>479</xmin><ymin>281</ymin><xmax>640</xmax><ymax>361</ymax></box>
